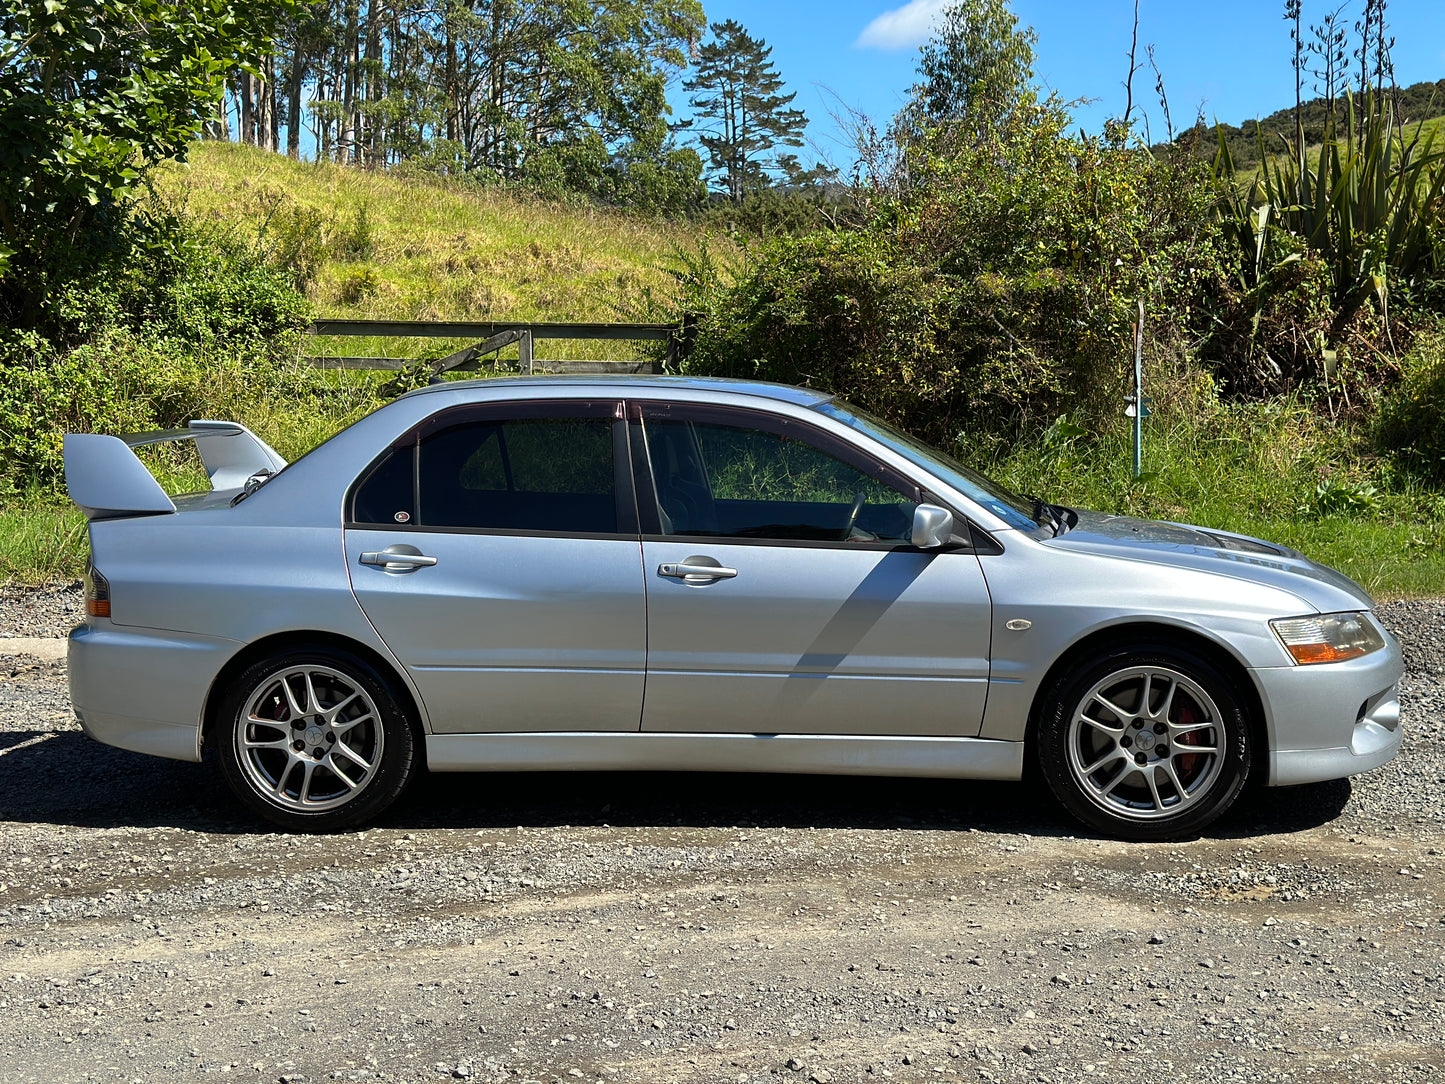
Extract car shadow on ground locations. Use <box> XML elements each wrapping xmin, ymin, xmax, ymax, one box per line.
<box><xmin>1</xmin><ymin>730</ymin><xmax>1352</xmax><ymax>841</ymax></box>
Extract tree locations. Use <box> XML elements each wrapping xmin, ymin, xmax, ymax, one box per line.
<box><xmin>0</xmin><ymin>0</ymin><xmax>293</xmax><ymax>325</ymax></box>
<box><xmin>914</xmin><ymin>0</ymin><xmax>1036</xmax><ymax>139</ymax></box>
<box><xmin>682</xmin><ymin>19</ymin><xmax>808</xmax><ymax>203</ymax></box>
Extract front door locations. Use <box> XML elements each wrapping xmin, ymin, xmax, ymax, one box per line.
<box><xmin>634</xmin><ymin>403</ymin><xmax>993</xmax><ymax>738</ymax></box>
<box><xmin>345</xmin><ymin>400</ymin><xmax>646</xmax><ymax>734</ymax></box>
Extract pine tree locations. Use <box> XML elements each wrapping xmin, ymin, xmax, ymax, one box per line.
<box><xmin>683</xmin><ymin>19</ymin><xmax>807</xmax><ymax>203</ymax></box>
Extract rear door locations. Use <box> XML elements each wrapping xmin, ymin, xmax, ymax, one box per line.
<box><xmin>634</xmin><ymin>402</ymin><xmax>993</xmax><ymax>737</ymax></box>
<box><xmin>345</xmin><ymin>399</ymin><xmax>646</xmax><ymax>733</ymax></box>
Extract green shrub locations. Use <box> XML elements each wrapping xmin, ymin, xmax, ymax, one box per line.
<box><xmin>0</xmin><ymin>209</ymin><xmax>317</xmax><ymax>496</ymax></box>
<box><xmin>50</xmin><ymin>211</ymin><xmax>309</xmax><ymax>348</ymax></box>
<box><xmin>338</xmin><ymin>266</ymin><xmax>380</xmax><ymax>305</ymax></box>
<box><xmin>681</xmin><ymin>105</ymin><xmax>1228</xmax><ymax>449</ymax></box>
<box><xmin>697</xmin><ymin>189</ymin><xmax>836</xmax><ymax>239</ymax></box>
<box><xmin>333</xmin><ymin>203</ymin><xmax>376</xmax><ymax>261</ymax></box>
<box><xmin>261</xmin><ymin>203</ymin><xmax>332</xmax><ymax>288</ymax></box>
<box><xmin>1376</xmin><ymin>331</ymin><xmax>1445</xmax><ymax>482</ymax></box>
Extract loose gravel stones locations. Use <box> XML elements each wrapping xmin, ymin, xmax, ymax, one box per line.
<box><xmin>0</xmin><ymin>581</ymin><xmax>81</xmax><ymax>639</ymax></box>
<box><xmin>0</xmin><ymin>589</ymin><xmax>1441</xmax><ymax>1082</ymax></box>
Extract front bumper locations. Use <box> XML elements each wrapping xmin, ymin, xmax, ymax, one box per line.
<box><xmin>1253</xmin><ymin>623</ymin><xmax>1405</xmax><ymax>786</ymax></box>
<box><xmin>69</xmin><ymin>621</ymin><xmax>242</xmax><ymax>763</ymax></box>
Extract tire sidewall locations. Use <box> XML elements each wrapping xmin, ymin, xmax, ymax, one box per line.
<box><xmin>216</xmin><ymin>646</ymin><xmax>417</xmax><ymax>832</ymax></box>
<box><xmin>1037</xmin><ymin>646</ymin><xmax>1252</xmax><ymax>841</ymax></box>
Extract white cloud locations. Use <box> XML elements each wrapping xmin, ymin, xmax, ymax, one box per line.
<box><xmin>854</xmin><ymin>0</ymin><xmax>951</xmax><ymax>50</ymax></box>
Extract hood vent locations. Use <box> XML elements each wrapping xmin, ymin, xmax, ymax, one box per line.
<box><xmin>1203</xmin><ymin>532</ymin><xmax>1283</xmax><ymax>556</ymax></box>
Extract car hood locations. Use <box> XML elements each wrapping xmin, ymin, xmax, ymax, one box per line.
<box><xmin>1041</xmin><ymin>510</ymin><xmax>1375</xmax><ymax>613</ymax></box>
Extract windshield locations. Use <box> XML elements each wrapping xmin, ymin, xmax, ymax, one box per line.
<box><xmin>814</xmin><ymin>400</ymin><xmax>1039</xmax><ymax>531</ymax></box>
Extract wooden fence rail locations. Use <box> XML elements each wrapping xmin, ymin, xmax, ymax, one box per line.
<box><xmin>303</xmin><ymin>318</ymin><xmax>688</xmax><ymax>376</ymax></box>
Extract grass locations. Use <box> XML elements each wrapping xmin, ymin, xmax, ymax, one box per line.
<box><xmin>154</xmin><ymin>142</ymin><xmax>722</xmax><ymax>365</ymax></box>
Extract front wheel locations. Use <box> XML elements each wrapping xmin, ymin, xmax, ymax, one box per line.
<box><xmin>1036</xmin><ymin>647</ymin><xmax>1252</xmax><ymax>840</ymax></box>
<box><xmin>216</xmin><ymin>646</ymin><xmax>417</xmax><ymax>831</ymax></box>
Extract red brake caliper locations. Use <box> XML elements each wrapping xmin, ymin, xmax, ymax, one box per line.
<box><xmin>1175</xmin><ymin>701</ymin><xmax>1203</xmax><ymax>784</ymax></box>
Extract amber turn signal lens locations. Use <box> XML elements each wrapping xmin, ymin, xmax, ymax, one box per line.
<box><xmin>1270</xmin><ymin>613</ymin><xmax>1384</xmax><ymax>665</ymax></box>
<box><xmin>84</xmin><ymin>561</ymin><xmax>111</xmax><ymax>619</ymax></box>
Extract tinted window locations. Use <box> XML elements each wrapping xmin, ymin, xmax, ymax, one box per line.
<box><xmin>419</xmin><ymin>417</ymin><xmax>617</xmax><ymax>533</ymax></box>
<box><xmin>644</xmin><ymin>418</ymin><xmax>916</xmax><ymax>543</ymax></box>
<box><xmin>814</xmin><ymin>399</ymin><xmax>1037</xmax><ymax>531</ymax></box>
<box><xmin>352</xmin><ymin>444</ymin><xmax>415</xmax><ymax>525</ymax></box>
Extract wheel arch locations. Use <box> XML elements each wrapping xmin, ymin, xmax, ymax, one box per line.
<box><xmin>201</xmin><ymin>630</ymin><xmax>427</xmax><ymax>758</ymax></box>
<box><xmin>1026</xmin><ymin>621</ymin><xmax>1268</xmax><ymax>783</ymax></box>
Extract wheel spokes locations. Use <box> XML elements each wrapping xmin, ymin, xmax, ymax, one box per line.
<box><xmin>1090</xmin><ymin>693</ymin><xmax>1135</xmax><ymax>726</ymax></box>
<box><xmin>280</xmin><ymin>676</ymin><xmax>306</xmax><ymax>719</ymax></box>
<box><xmin>323</xmin><ymin>691</ymin><xmax>362</xmax><ymax>724</ymax></box>
<box><xmin>1144</xmin><ymin>766</ymin><xmax>1165</xmax><ymax>810</ymax></box>
<box><xmin>1067</xmin><ymin>665</ymin><xmax>1227</xmax><ymax>822</ymax></box>
<box><xmin>333</xmin><ymin>741</ymin><xmax>374</xmax><ymax>773</ymax></box>
<box><xmin>332</xmin><ymin>712</ymin><xmax>374</xmax><ymax>735</ymax></box>
<box><xmin>237</xmin><ymin>664</ymin><xmax>385</xmax><ymax>813</ymax></box>
<box><xmin>1080</xmin><ymin>746</ymin><xmax>1128</xmax><ymax>776</ymax></box>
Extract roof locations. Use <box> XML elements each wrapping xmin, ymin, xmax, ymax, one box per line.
<box><xmin>397</xmin><ymin>374</ymin><xmax>836</xmax><ymax>409</ymax></box>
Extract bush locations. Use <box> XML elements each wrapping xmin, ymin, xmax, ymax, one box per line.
<box><xmin>1376</xmin><ymin>331</ymin><xmax>1445</xmax><ymax>483</ymax></box>
<box><xmin>697</xmin><ymin>189</ymin><xmax>837</xmax><ymax>239</ymax></box>
<box><xmin>680</xmin><ymin>105</ymin><xmax>1228</xmax><ymax>450</ymax></box>
<box><xmin>338</xmin><ymin>266</ymin><xmax>380</xmax><ymax>305</ymax></box>
<box><xmin>49</xmin><ymin>211</ymin><xmax>309</xmax><ymax>348</ymax></box>
<box><xmin>0</xmin><ymin>209</ymin><xmax>315</xmax><ymax>496</ymax></box>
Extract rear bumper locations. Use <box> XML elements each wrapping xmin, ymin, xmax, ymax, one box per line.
<box><xmin>1254</xmin><ymin>625</ymin><xmax>1405</xmax><ymax>786</ymax></box>
<box><xmin>68</xmin><ymin>622</ymin><xmax>242</xmax><ymax>763</ymax></box>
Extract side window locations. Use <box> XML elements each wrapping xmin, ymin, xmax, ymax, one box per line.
<box><xmin>420</xmin><ymin>416</ymin><xmax>617</xmax><ymax>533</ymax></box>
<box><xmin>353</xmin><ymin>443</ymin><xmax>415</xmax><ymax>526</ymax></box>
<box><xmin>643</xmin><ymin>416</ymin><xmax>917</xmax><ymax>543</ymax></box>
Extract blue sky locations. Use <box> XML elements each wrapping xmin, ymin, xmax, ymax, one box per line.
<box><xmin>671</xmin><ymin>0</ymin><xmax>1445</xmax><ymax>169</ymax></box>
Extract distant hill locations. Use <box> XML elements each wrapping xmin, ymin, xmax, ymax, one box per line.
<box><xmin>1164</xmin><ymin>78</ymin><xmax>1445</xmax><ymax>166</ymax></box>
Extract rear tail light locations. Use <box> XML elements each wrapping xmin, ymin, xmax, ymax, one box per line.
<box><xmin>84</xmin><ymin>562</ymin><xmax>111</xmax><ymax>618</ymax></box>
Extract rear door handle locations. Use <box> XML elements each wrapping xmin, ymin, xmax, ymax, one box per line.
<box><xmin>360</xmin><ymin>545</ymin><xmax>438</xmax><ymax>571</ymax></box>
<box><xmin>658</xmin><ymin>560</ymin><xmax>737</xmax><ymax>581</ymax></box>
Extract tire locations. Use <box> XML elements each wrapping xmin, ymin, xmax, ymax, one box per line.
<box><xmin>1036</xmin><ymin>646</ymin><xmax>1252</xmax><ymax>841</ymax></box>
<box><xmin>216</xmin><ymin>645</ymin><xmax>417</xmax><ymax>832</ymax></box>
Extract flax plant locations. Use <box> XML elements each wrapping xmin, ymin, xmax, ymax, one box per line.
<box><xmin>1213</xmin><ymin>87</ymin><xmax>1445</xmax><ymax>338</ymax></box>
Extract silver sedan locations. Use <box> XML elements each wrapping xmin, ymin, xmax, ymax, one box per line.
<box><xmin>63</xmin><ymin>377</ymin><xmax>1403</xmax><ymax>839</ymax></box>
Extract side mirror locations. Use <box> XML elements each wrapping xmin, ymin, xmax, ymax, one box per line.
<box><xmin>911</xmin><ymin>504</ymin><xmax>955</xmax><ymax>549</ymax></box>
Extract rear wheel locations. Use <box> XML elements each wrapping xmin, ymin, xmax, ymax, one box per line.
<box><xmin>217</xmin><ymin>646</ymin><xmax>417</xmax><ymax>831</ymax></box>
<box><xmin>1037</xmin><ymin>647</ymin><xmax>1252</xmax><ymax>840</ymax></box>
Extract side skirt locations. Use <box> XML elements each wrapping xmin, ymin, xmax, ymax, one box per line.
<box><xmin>426</xmin><ymin>732</ymin><xmax>1024</xmax><ymax>780</ymax></box>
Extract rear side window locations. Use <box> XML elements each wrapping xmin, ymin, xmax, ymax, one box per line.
<box><xmin>350</xmin><ymin>404</ymin><xmax>621</xmax><ymax>535</ymax></box>
<box><xmin>421</xmin><ymin>417</ymin><xmax>616</xmax><ymax>532</ymax></box>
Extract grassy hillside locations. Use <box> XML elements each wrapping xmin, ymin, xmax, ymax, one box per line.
<box><xmin>1177</xmin><ymin>78</ymin><xmax>1445</xmax><ymax>165</ymax></box>
<box><xmin>155</xmin><ymin>142</ymin><xmax>719</xmax><ymax>364</ymax></box>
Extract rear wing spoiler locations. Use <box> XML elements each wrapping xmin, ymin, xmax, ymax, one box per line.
<box><xmin>64</xmin><ymin>420</ymin><xmax>288</xmax><ymax>521</ymax></box>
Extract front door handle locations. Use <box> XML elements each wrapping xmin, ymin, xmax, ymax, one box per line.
<box><xmin>360</xmin><ymin>545</ymin><xmax>438</xmax><ymax>571</ymax></box>
<box><xmin>658</xmin><ymin>559</ymin><xmax>738</xmax><ymax>582</ymax></box>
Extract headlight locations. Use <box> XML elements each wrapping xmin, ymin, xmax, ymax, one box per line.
<box><xmin>1270</xmin><ymin>612</ymin><xmax>1384</xmax><ymax>665</ymax></box>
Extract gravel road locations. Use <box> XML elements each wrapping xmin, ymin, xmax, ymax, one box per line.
<box><xmin>1</xmin><ymin>593</ymin><xmax>1442</xmax><ymax>1084</ymax></box>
